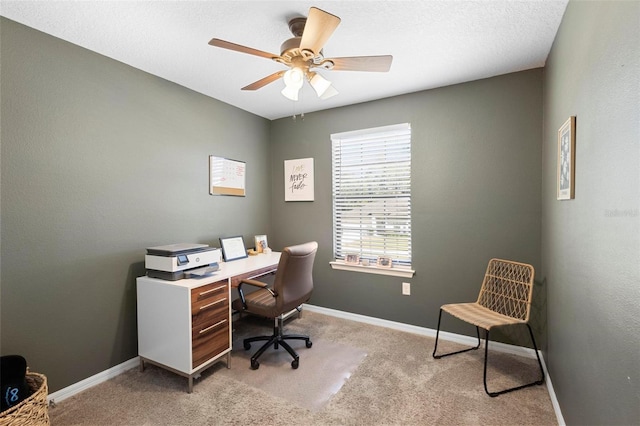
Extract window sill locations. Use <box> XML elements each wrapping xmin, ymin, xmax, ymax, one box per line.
<box><xmin>329</xmin><ymin>261</ymin><xmax>415</xmax><ymax>278</ymax></box>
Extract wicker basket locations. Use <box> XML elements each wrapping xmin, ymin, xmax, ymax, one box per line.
<box><xmin>0</xmin><ymin>372</ymin><xmax>49</xmax><ymax>426</ymax></box>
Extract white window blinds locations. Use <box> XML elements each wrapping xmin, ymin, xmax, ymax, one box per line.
<box><xmin>331</xmin><ymin>123</ymin><xmax>412</xmax><ymax>265</ymax></box>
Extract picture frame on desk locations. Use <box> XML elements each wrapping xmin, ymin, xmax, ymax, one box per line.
<box><xmin>254</xmin><ymin>235</ymin><xmax>268</xmax><ymax>253</ymax></box>
<box><xmin>219</xmin><ymin>236</ymin><xmax>248</xmax><ymax>261</ymax></box>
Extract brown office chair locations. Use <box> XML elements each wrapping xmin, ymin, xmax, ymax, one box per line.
<box><xmin>432</xmin><ymin>258</ymin><xmax>545</xmax><ymax>396</ymax></box>
<box><xmin>232</xmin><ymin>241</ymin><xmax>318</xmax><ymax>370</ymax></box>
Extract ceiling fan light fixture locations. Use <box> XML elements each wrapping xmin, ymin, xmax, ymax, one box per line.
<box><xmin>282</xmin><ymin>67</ymin><xmax>305</xmax><ymax>101</ymax></box>
<box><xmin>319</xmin><ymin>84</ymin><xmax>339</xmax><ymax>100</ymax></box>
<box><xmin>283</xmin><ymin>67</ymin><xmax>304</xmax><ymax>89</ymax></box>
<box><xmin>281</xmin><ymin>85</ymin><xmax>300</xmax><ymax>101</ymax></box>
<box><xmin>308</xmin><ymin>72</ymin><xmax>332</xmax><ymax>97</ymax></box>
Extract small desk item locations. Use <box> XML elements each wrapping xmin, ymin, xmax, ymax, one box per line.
<box><xmin>136</xmin><ymin>251</ymin><xmax>281</xmax><ymax>393</ymax></box>
<box><xmin>219</xmin><ymin>236</ymin><xmax>248</xmax><ymax>261</ymax></box>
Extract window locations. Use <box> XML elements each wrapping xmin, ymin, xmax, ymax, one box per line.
<box><xmin>331</xmin><ymin>123</ymin><xmax>412</xmax><ymax>271</ymax></box>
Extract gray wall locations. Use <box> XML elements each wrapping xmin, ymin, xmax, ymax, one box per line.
<box><xmin>269</xmin><ymin>69</ymin><xmax>543</xmax><ymax>342</ymax></box>
<box><xmin>5</xmin><ymin>3</ymin><xmax>637</xmax><ymax>423</ymax></box>
<box><xmin>541</xmin><ymin>2</ymin><xmax>640</xmax><ymax>425</ymax></box>
<box><xmin>0</xmin><ymin>18</ymin><xmax>271</xmax><ymax>392</ymax></box>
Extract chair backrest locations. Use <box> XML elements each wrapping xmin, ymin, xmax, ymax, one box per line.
<box><xmin>476</xmin><ymin>258</ymin><xmax>535</xmax><ymax>322</ymax></box>
<box><xmin>273</xmin><ymin>241</ymin><xmax>318</xmax><ymax>313</ymax></box>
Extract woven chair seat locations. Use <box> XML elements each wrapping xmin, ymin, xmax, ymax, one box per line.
<box><xmin>432</xmin><ymin>258</ymin><xmax>544</xmax><ymax>397</ymax></box>
<box><xmin>441</xmin><ymin>302</ymin><xmax>526</xmax><ymax>331</ymax></box>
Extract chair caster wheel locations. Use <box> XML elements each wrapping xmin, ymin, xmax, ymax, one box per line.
<box><xmin>244</xmin><ymin>342</ymin><xmax>251</xmax><ymax>350</ymax></box>
<box><xmin>306</xmin><ymin>340</ymin><xmax>313</xmax><ymax>348</ymax></box>
<box><xmin>251</xmin><ymin>359</ymin><xmax>260</xmax><ymax>370</ymax></box>
<box><xmin>291</xmin><ymin>359</ymin><xmax>299</xmax><ymax>369</ymax></box>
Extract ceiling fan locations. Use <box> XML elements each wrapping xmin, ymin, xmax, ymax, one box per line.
<box><xmin>208</xmin><ymin>7</ymin><xmax>393</xmax><ymax>101</ymax></box>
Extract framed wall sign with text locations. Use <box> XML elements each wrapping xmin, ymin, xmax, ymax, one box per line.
<box><xmin>284</xmin><ymin>158</ymin><xmax>314</xmax><ymax>201</ymax></box>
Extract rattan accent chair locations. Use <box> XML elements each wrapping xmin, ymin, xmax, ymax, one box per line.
<box><xmin>432</xmin><ymin>258</ymin><xmax>545</xmax><ymax>397</ymax></box>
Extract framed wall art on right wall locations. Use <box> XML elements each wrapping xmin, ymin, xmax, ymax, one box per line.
<box><xmin>557</xmin><ymin>116</ymin><xmax>576</xmax><ymax>200</ymax></box>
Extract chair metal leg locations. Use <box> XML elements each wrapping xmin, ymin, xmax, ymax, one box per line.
<box><xmin>248</xmin><ymin>335</ymin><xmax>278</xmax><ymax>369</ymax></box>
<box><xmin>483</xmin><ymin>324</ymin><xmax>545</xmax><ymax>397</ymax></box>
<box><xmin>277</xmin><ymin>340</ymin><xmax>300</xmax><ymax>369</ymax></box>
<box><xmin>432</xmin><ymin>309</ymin><xmax>481</xmax><ymax>359</ymax></box>
<box><xmin>282</xmin><ymin>334</ymin><xmax>312</xmax><ymax>342</ymax></box>
<box><xmin>243</xmin><ymin>335</ymin><xmax>274</xmax><ymax>345</ymax></box>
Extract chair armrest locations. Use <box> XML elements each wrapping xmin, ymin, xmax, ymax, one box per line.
<box><xmin>240</xmin><ymin>279</ymin><xmax>268</xmax><ymax>288</ymax></box>
<box><xmin>237</xmin><ymin>279</ymin><xmax>277</xmax><ymax>310</ymax></box>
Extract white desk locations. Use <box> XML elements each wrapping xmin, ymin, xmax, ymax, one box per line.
<box><xmin>136</xmin><ymin>252</ymin><xmax>281</xmax><ymax>392</ymax></box>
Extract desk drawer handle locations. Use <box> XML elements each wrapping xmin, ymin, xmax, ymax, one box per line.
<box><xmin>199</xmin><ymin>285</ymin><xmax>226</xmax><ymax>297</ymax></box>
<box><xmin>199</xmin><ymin>319</ymin><xmax>227</xmax><ymax>334</ymax></box>
<box><xmin>199</xmin><ymin>298</ymin><xmax>227</xmax><ymax>311</ymax></box>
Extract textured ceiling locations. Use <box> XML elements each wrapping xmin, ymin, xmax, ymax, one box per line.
<box><xmin>1</xmin><ymin>1</ymin><xmax>568</xmax><ymax>120</ymax></box>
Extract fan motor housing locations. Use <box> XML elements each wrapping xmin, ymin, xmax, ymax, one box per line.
<box><xmin>280</xmin><ymin>37</ymin><xmax>302</xmax><ymax>57</ymax></box>
<box><xmin>288</xmin><ymin>17</ymin><xmax>307</xmax><ymax>37</ymax></box>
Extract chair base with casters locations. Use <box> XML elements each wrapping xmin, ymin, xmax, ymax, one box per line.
<box><xmin>432</xmin><ymin>258</ymin><xmax>545</xmax><ymax>397</ymax></box>
<box><xmin>243</xmin><ymin>311</ymin><xmax>312</xmax><ymax>370</ymax></box>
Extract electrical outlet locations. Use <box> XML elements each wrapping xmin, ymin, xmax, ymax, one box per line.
<box><xmin>402</xmin><ymin>282</ymin><xmax>411</xmax><ymax>295</ymax></box>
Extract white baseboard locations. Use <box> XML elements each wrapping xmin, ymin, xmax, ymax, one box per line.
<box><xmin>540</xmin><ymin>356</ymin><xmax>566</xmax><ymax>426</ymax></box>
<box><xmin>47</xmin><ymin>357</ymin><xmax>139</xmax><ymax>404</ymax></box>
<box><xmin>47</xmin><ymin>304</ymin><xmax>565</xmax><ymax>425</ymax></box>
<box><xmin>304</xmin><ymin>304</ymin><xmax>541</xmax><ymax>357</ymax></box>
<box><xmin>303</xmin><ymin>304</ymin><xmax>565</xmax><ymax>425</ymax></box>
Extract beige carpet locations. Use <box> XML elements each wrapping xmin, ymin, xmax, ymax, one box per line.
<box><xmin>48</xmin><ymin>311</ymin><xmax>557</xmax><ymax>425</ymax></box>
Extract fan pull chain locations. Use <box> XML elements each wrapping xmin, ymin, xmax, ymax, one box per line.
<box><xmin>291</xmin><ymin>92</ymin><xmax>305</xmax><ymax>122</ymax></box>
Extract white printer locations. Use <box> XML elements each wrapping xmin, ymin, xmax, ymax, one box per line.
<box><xmin>145</xmin><ymin>243</ymin><xmax>221</xmax><ymax>281</ymax></box>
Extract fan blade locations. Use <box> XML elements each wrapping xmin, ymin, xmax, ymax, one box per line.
<box><xmin>299</xmin><ymin>7</ymin><xmax>341</xmax><ymax>58</ymax></box>
<box><xmin>209</xmin><ymin>38</ymin><xmax>279</xmax><ymax>60</ymax></box>
<box><xmin>241</xmin><ymin>71</ymin><xmax>285</xmax><ymax>91</ymax></box>
<box><xmin>323</xmin><ymin>55</ymin><xmax>393</xmax><ymax>72</ymax></box>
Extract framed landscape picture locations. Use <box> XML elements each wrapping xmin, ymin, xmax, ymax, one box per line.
<box><xmin>557</xmin><ymin>116</ymin><xmax>576</xmax><ymax>200</ymax></box>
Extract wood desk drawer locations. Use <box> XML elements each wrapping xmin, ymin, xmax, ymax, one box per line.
<box><xmin>192</xmin><ymin>318</ymin><xmax>229</xmax><ymax>368</ymax></box>
<box><xmin>192</xmin><ymin>296</ymin><xmax>228</xmax><ymax>326</ymax></box>
<box><xmin>191</xmin><ymin>281</ymin><xmax>228</xmax><ymax>311</ymax></box>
